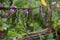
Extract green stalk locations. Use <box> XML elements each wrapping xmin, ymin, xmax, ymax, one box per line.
<box><xmin>55</xmin><ymin>29</ymin><xmax>58</xmax><ymax>40</ymax></box>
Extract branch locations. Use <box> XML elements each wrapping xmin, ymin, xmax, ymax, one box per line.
<box><xmin>20</xmin><ymin>27</ymin><xmax>52</xmax><ymax>40</ymax></box>
<box><xmin>0</xmin><ymin>6</ymin><xmax>40</xmax><ymax>10</ymax></box>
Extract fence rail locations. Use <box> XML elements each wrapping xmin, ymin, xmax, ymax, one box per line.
<box><xmin>0</xmin><ymin>6</ymin><xmax>40</xmax><ymax>10</ymax></box>
<box><xmin>0</xmin><ymin>6</ymin><xmax>53</xmax><ymax>40</ymax></box>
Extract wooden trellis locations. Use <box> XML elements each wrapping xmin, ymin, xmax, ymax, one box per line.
<box><xmin>0</xmin><ymin>6</ymin><xmax>53</xmax><ymax>40</ymax></box>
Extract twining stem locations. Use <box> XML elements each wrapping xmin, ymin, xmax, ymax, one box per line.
<box><xmin>55</xmin><ymin>30</ymin><xmax>58</xmax><ymax>40</ymax></box>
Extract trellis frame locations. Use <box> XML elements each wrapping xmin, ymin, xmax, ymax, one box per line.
<box><xmin>0</xmin><ymin>6</ymin><xmax>53</xmax><ymax>40</ymax></box>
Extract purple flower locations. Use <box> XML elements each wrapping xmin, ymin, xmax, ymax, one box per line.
<box><xmin>10</xmin><ymin>6</ymin><xmax>17</xmax><ymax>13</ymax></box>
<box><xmin>23</xmin><ymin>9</ymin><xmax>28</xmax><ymax>14</ymax></box>
<box><xmin>51</xmin><ymin>1</ymin><xmax>60</xmax><ymax>8</ymax></box>
<box><xmin>13</xmin><ymin>37</ymin><xmax>17</xmax><ymax>40</ymax></box>
<box><xmin>5</xmin><ymin>13</ymin><xmax>9</xmax><ymax>16</ymax></box>
<box><xmin>13</xmin><ymin>38</ymin><xmax>16</xmax><ymax>40</ymax></box>
<box><xmin>10</xmin><ymin>9</ymin><xmax>15</xmax><ymax>13</ymax></box>
<box><xmin>51</xmin><ymin>2</ymin><xmax>57</xmax><ymax>5</ymax></box>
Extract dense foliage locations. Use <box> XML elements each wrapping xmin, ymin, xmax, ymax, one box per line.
<box><xmin>0</xmin><ymin>0</ymin><xmax>60</xmax><ymax>40</ymax></box>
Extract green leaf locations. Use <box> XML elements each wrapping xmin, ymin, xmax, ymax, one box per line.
<box><xmin>52</xmin><ymin>11</ymin><xmax>59</xmax><ymax>21</ymax></box>
<box><xmin>33</xmin><ymin>22</ymin><xmax>42</xmax><ymax>31</ymax></box>
<box><xmin>47</xmin><ymin>33</ymin><xmax>54</xmax><ymax>39</ymax></box>
<box><xmin>8</xmin><ymin>30</ymin><xmax>17</xmax><ymax>37</ymax></box>
<box><xmin>2</xmin><ymin>23</ymin><xmax>10</xmax><ymax>28</ymax></box>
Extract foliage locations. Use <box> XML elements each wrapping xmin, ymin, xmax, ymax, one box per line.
<box><xmin>0</xmin><ymin>0</ymin><xmax>60</xmax><ymax>40</ymax></box>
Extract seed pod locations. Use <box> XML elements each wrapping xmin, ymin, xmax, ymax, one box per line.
<box><xmin>41</xmin><ymin>0</ymin><xmax>48</xmax><ymax>6</ymax></box>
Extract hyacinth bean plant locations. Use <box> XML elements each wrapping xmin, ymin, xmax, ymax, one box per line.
<box><xmin>0</xmin><ymin>0</ymin><xmax>60</xmax><ymax>40</ymax></box>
